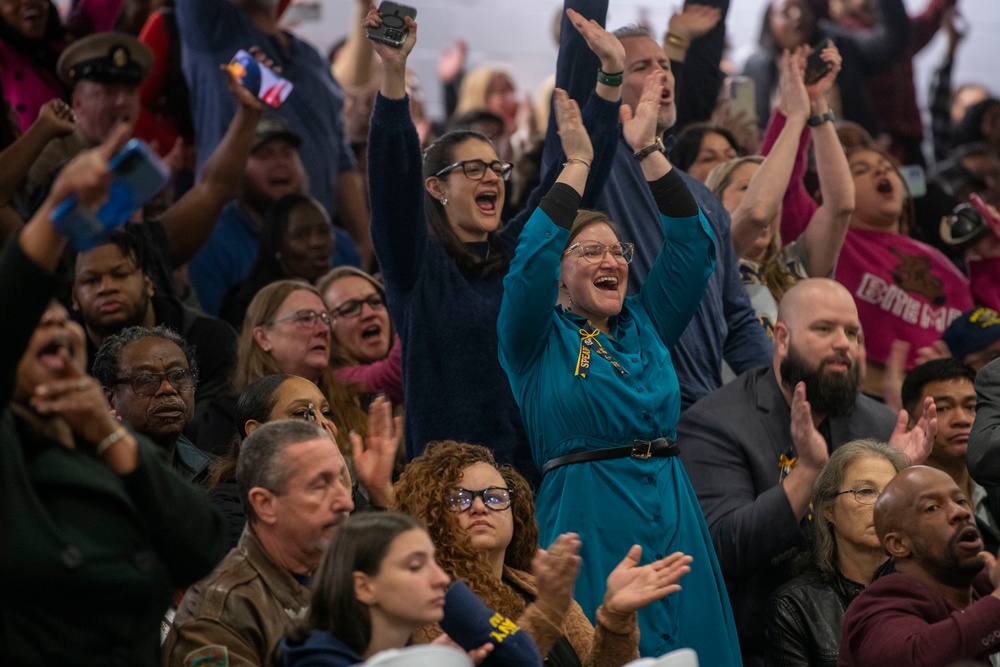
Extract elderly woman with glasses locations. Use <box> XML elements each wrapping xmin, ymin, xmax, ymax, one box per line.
<box><xmin>765</xmin><ymin>439</ymin><xmax>907</xmax><ymax>667</ymax></box>
<box><xmin>496</xmin><ymin>70</ymin><xmax>741</xmax><ymax>661</ymax></box>
<box><xmin>365</xmin><ymin>5</ymin><xmax>625</xmax><ymax>485</ymax></box>
<box><xmin>394</xmin><ymin>440</ymin><xmax>691</xmax><ymax>666</ymax></box>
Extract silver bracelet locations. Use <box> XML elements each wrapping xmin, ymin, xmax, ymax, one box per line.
<box><xmin>96</xmin><ymin>427</ymin><xmax>128</xmax><ymax>457</ymax></box>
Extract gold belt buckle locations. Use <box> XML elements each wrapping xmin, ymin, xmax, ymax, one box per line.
<box><xmin>631</xmin><ymin>440</ymin><xmax>653</xmax><ymax>459</ymax></box>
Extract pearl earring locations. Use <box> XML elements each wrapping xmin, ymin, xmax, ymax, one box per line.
<box><xmin>440</xmin><ymin>197</ymin><xmax>448</xmax><ymax>206</ymax></box>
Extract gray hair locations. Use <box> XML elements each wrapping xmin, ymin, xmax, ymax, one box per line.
<box><xmin>92</xmin><ymin>325</ymin><xmax>198</xmax><ymax>389</ymax></box>
<box><xmin>808</xmin><ymin>439</ymin><xmax>908</xmax><ymax>581</ymax></box>
<box><xmin>612</xmin><ymin>24</ymin><xmax>654</xmax><ymax>41</ymax></box>
<box><xmin>237</xmin><ymin>419</ymin><xmax>327</xmax><ymax>524</ymax></box>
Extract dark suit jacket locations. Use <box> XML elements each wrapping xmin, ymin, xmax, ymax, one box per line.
<box><xmin>677</xmin><ymin>365</ymin><xmax>896</xmax><ymax>667</ymax></box>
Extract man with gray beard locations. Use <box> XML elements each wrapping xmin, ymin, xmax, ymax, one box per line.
<box><xmin>677</xmin><ymin>278</ymin><xmax>937</xmax><ymax>667</ymax></box>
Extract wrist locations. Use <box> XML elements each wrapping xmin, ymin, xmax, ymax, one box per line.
<box><xmin>664</xmin><ymin>32</ymin><xmax>691</xmax><ymax>50</ymax></box>
<box><xmin>633</xmin><ymin>136</ymin><xmax>665</xmax><ymax>161</ymax></box>
<box><xmin>807</xmin><ymin>109</ymin><xmax>835</xmax><ymax>127</ymax></box>
<box><xmin>596</xmin><ymin>67</ymin><xmax>623</xmax><ymax>87</ymax></box>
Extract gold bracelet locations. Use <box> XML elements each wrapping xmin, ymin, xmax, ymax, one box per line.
<box><xmin>96</xmin><ymin>426</ymin><xmax>128</xmax><ymax>458</ymax></box>
<box><xmin>563</xmin><ymin>157</ymin><xmax>592</xmax><ymax>169</ymax></box>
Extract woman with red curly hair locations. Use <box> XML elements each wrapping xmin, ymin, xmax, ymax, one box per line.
<box><xmin>394</xmin><ymin>440</ymin><xmax>691</xmax><ymax>667</ymax></box>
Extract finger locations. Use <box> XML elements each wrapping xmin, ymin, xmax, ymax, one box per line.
<box><xmin>619</xmin><ymin>104</ymin><xmax>634</xmax><ymax>124</ymax></box>
<box><xmin>618</xmin><ymin>544</ymin><xmax>642</xmax><ymax>567</ymax></box>
<box><xmin>892</xmin><ymin>408</ymin><xmax>910</xmax><ymax>437</ymax></box>
<box><xmin>349</xmin><ymin>430</ymin><xmax>365</xmax><ymax>461</ymax></box>
<box><xmin>98</xmin><ymin>123</ymin><xmax>132</xmax><ymax>160</ymax></box>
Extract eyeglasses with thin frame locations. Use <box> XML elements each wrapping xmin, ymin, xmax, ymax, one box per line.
<box><xmin>834</xmin><ymin>485</ymin><xmax>881</xmax><ymax>505</ymax></box>
<box><xmin>269</xmin><ymin>309</ymin><xmax>332</xmax><ymax>330</ymax></box>
<box><xmin>448</xmin><ymin>487</ymin><xmax>513</xmax><ymax>512</ymax></box>
<box><xmin>562</xmin><ymin>242</ymin><xmax>635</xmax><ymax>264</ymax></box>
<box><xmin>330</xmin><ymin>293</ymin><xmax>385</xmax><ymax>321</ymax></box>
<box><xmin>114</xmin><ymin>368</ymin><xmax>198</xmax><ymax>396</ymax></box>
<box><xmin>434</xmin><ymin>159</ymin><xmax>514</xmax><ymax>182</ymax></box>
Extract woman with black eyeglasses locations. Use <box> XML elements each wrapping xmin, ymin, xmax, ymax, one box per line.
<box><xmin>394</xmin><ymin>440</ymin><xmax>691</xmax><ymax>667</ymax></box>
<box><xmin>318</xmin><ymin>267</ymin><xmax>402</xmax><ymax>405</ymax></box>
<box><xmin>365</xmin><ymin>5</ymin><xmax>624</xmax><ymax>485</ymax></box>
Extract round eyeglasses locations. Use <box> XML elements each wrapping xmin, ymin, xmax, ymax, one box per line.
<box><xmin>114</xmin><ymin>368</ymin><xmax>198</xmax><ymax>396</ymax></box>
<box><xmin>330</xmin><ymin>294</ymin><xmax>385</xmax><ymax>321</ymax></box>
<box><xmin>562</xmin><ymin>242</ymin><xmax>635</xmax><ymax>264</ymax></box>
<box><xmin>834</xmin><ymin>486</ymin><xmax>881</xmax><ymax>505</ymax></box>
<box><xmin>434</xmin><ymin>159</ymin><xmax>513</xmax><ymax>182</ymax></box>
<box><xmin>447</xmin><ymin>487</ymin><xmax>512</xmax><ymax>512</ymax></box>
<box><xmin>270</xmin><ymin>309</ymin><xmax>332</xmax><ymax>330</ymax></box>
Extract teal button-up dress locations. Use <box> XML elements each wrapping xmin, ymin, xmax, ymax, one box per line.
<box><xmin>499</xmin><ymin>201</ymin><xmax>742</xmax><ymax>664</ymax></box>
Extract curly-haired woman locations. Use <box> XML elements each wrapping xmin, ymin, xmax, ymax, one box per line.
<box><xmin>394</xmin><ymin>440</ymin><xmax>690</xmax><ymax>667</ymax></box>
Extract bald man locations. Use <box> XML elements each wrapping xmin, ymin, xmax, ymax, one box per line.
<box><xmin>839</xmin><ymin>466</ymin><xmax>1000</xmax><ymax>666</ymax></box>
<box><xmin>678</xmin><ymin>278</ymin><xmax>936</xmax><ymax>665</ymax></box>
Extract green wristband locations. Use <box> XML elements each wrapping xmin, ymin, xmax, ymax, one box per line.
<box><xmin>597</xmin><ymin>68</ymin><xmax>623</xmax><ymax>87</ymax></box>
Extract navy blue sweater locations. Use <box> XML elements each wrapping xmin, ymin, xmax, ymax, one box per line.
<box><xmin>368</xmin><ymin>92</ymin><xmax>619</xmax><ymax>483</ymax></box>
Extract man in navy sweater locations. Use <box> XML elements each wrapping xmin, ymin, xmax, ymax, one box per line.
<box><xmin>545</xmin><ymin>0</ymin><xmax>771</xmax><ymax>408</ymax></box>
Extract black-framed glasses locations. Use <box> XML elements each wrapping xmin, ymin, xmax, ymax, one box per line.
<box><xmin>434</xmin><ymin>159</ymin><xmax>513</xmax><ymax>181</ymax></box>
<box><xmin>330</xmin><ymin>294</ymin><xmax>385</xmax><ymax>321</ymax></box>
<box><xmin>835</xmin><ymin>486</ymin><xmax>881</xmax><ymax>505</ymax></box>
<box><xmin>562</xmin><ymin>242</ymin><xmax>635</xmax><ymax>264</ymax></box>
<box><xmin>270</xmin><ymin>309</ymin><xmax>332</xmax><ymax>330</ymax></box>
<box><xmin>448</xmin><ymin>487</ymin><xmax>512</xmax><ymax>512</ymax></box>
<box><xmin>114</xmin><ymin>368</ymin><xmax>197</xmax><ymax>396</ymax></box>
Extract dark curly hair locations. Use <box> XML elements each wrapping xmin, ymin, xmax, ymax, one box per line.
<box><xmin>394</xmin><ymin>440</ymin><xmax>538</xmax><ymax>619</ymax></box>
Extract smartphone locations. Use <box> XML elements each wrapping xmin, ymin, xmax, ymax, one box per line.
<box><xmin>51</xmin><ymin>139</ymin><xmax>169</xmax><ymax>251</ymax></box>
<box><xmin>366</xmin><ymin>1</ymin><xmax>417</xmax><ymax>48</ymax></box>
<box><xmin>227</xmin><ymin>50</ymin><xmax>294</xmax><ymax>108</ymax></box>
<box><xmin>725</xmin><ymin>75</ymin><xmax>757</xmax><ymax>124</ymax></box>
<box><xmin>899</xmin><ymin>164</ymin><xmax>927</xmax><ymax>198</ymax></box>
<box><xmin>804</xmin><ymin>37</ymin><xmax>834</xmax><ymax>85</ymax></box>
<box><xmin>970</xmin><ymin>193</ymin><xmax>1000</xmax><ymax>238</ymax></box>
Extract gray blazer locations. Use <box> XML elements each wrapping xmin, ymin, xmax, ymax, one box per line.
<box><xmin>677</xmin><ymin>365</ymin><xmax>896</xmax><ymax>666</ymax></box>
<box><xmin>969</xmin><ymin>358</ymin><xmax>1000</xmax><ymax>486</ymax></box>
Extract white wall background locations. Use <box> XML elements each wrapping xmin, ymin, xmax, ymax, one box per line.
<box><xmin>291</xmin><ymin>0</ymin><xmax>1000</xmax><ymax>133</ymax></box>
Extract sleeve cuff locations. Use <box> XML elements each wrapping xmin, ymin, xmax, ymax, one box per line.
<box><xmin>649</xmin><ymin>169</ymin><xmax>697</xmax><ymax>218</ymax></box>
<box><xmin>539</xmin><ymin>183</ymin><xmax>582</xmax><ymax>231</ymax></box>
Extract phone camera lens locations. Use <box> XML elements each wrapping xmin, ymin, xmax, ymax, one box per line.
<box><xmin>385</xmin><ymin>28</ymin><xmax>402</xmax><ymax>41</ymax></box>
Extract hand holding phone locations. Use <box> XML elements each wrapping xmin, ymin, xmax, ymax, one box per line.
<box><xmin>366</xmin><ymin>1</ymin><xmax>417</xmax><ymax>48</ymax></box>
<box><xmin>804</xmin><ymin>38</ymin><xmax>834</xmax><ymax>85</ymax></box>
<box><xmin>228</xmin><ymin>49</ymin><xmax>294</xmax><ymax>108</ymax></box>
<box><xmin>51</xmin><ymin>139</ymin><xmax>169</xmax><ymax>251</ymax></box>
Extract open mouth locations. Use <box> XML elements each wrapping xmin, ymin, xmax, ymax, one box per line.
<box><xmin>956</xmin><ymin>525</ymin><xmax>983</xmax><ymax>550</ymax></box>
<box><xmin>660</xmin><ymin>90</ymin><xmax>672</xmax><ymax>105</ymax></box>
<box><xmin>475</xmin><ymin>191</ymin><xmax>498</xmax><ymax>215</ymax></box>
<box><xmin>361</xmin><ymin>324</ymin><xmax>382</xmax><ymax>341</ymax></box>
<box><xmin>37</xmin><ymin>336</ymin><xmax>72</xmax><ymax>372</ymax></box>
<box><xmin>876</xmin><ymin>178</ymin><xmax>893</xmax><ymax>195</ymax></box>
<box><xmin>594</xmin><ymin>275</ymin><xmax>619</xmax><ymax>291</ymax></box>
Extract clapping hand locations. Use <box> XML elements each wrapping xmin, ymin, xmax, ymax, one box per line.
<box><xmin>603</xmin><ymin>547</ymin><xmax>692</xmax><ymax>614</ymax></box>
<box><xmin>566</xmin><ymin>8</ymin><xmax>625</xmax><ymax>79</ymax></box>
<box><xmin>789</xmin><ymin>382</ymin><xmax>830</xmax><ymax>472</ymax></box>
<box><xmin>533</xmin><ymin>533</ymin><xmax>582</xmax><ymax>620</ymax></box>
<box><xmin>350</xmin><ymin>394</ymin><xmax>402</xmax><ymax>508</ymax></box>
<box><xmin>619</xmin><ymin>74</ymin><xmax>663</xmax><ymax>152</ymax></box>
<box><xmin>889</xmin><ymin>396</ymin><xmax>936</xmax><ymax>465</ymax></box>
<box><xmin>552</xmin><ymin>88</ymin><xmax>593</xmax><ymax>166</ymax></box>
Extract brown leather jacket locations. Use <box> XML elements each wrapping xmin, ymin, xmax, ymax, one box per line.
<box><xmin>162</xmin><ymin>525</ymin><xmax>311</xmax><ymax>667</ymax></box>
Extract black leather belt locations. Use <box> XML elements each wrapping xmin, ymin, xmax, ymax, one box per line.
<box><xmin>540</xmin><ymin>437</ymin><xmax>679</xmax><ymax>476</ymax></box>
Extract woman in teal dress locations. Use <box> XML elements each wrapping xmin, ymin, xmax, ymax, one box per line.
<box><xmin>498</xmin><ymin>77</ymin><xmax>742</xmax><ymax>664</ymax></box>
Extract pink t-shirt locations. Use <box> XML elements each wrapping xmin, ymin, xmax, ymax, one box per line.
<box><xmin>836</xmin><ymin>228</ymin><xmax>973</xmax><ymax>368</ymax></box>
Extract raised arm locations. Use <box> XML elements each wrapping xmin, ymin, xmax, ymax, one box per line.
<box><xmin>827</xmin><ymin>0</ymin><xmax>911</xmax><ymax>73</ymax></box>
<box><xmin>728</xmin><ymin>50</ymin><xmax>811</xmax><ymax>259</ymax></box>
<box><xmin>796</xmin><ymin>44</ymin><xmax>853</xmax><ymax>279</ymax></box>
<box><xmin>629</xmin><ymin>76</ymin><xmax>716</xmax><ymax>349</ymax></box>
<box><xmin>498</xmin><ymin>90</ymin><xmax>593</xmax><ymax>374</ymax></box>
<box><xmin>0</xmin><ymin>100</ymin><xmax>76</xmax><ymax>210</ymax></box>
<box><xmin>331</xmin><ymin>0</ymin><xmax>379</xmax><ymax>89</ymax></box>
<box><xmin>366</xmin><ymin>5</ymin><xmax>427</xmax><ymax>294</ymax></box>
<box><xmin>158</xmin><ymin>58</ymin><xmax>264</xmax><ymax>266</ymax></box>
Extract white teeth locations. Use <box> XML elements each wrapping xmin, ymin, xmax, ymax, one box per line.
<box><xmin>594</xmin><ymin>276</ymin><xmax>618</xmax><ymax>287</ymax></box>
